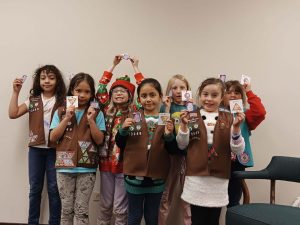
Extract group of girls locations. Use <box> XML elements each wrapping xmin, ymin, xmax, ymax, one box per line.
<box><xmin>9</xmin><ymin>54</ymin><xmax>266</xmax><ymax>225</ymax></box>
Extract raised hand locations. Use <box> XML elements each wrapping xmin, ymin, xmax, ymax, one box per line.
<box><xmin>164</xmin><ymin>119</ymin><xmax>174</xmax><ymax>136</ymax></box>
<box><xmin>12</xmin><ymin>78</ymin><xmax>23</xmax><ymax>93</ymax></box>
<box><xmin>87</xmin><ymin>106</ymin><xmax>96</xmax><ymax>122</ymax></box>
<box><xmin>122</xmin><ymin>118</ymin><xmax>134</xmax><ymax>129</ymax></box>
<box><xmin>65</xmin><ymin>105</ymin><xmax>75</xmax><ymax>120</ymax></box>
<box><xmin>232</xmin><ymin>112</ymin><xmax>245</xmax><ymax>133</ymax></box>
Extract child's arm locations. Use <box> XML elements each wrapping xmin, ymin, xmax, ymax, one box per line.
<box><xmin>231</xmin><ymin>112</ymin><xmax>245</xmax><ymax>155</ymax></box>
<box><xmin>96</xmin><ymin>55</ymin><xmax>122</xmax><ymax>109</ymax></box>
<box><xmin>163</xmin><ymin>119</ymin><xmax>179</xmax><ymax>154</ymax></box>
<box><xmin>131</xmin><ymin>57</ymin><xmax>145</xmax><ymax>85</ymax></box>
<box><xmin>50</xmin><ymin>106</ymin><xmax>75</xmax><ymax>142</ymax></box>
<box><xmin>87</xmin><ymin>107</ymin><xmax>105</xmax><ymax>145</ymax></box>
<box><xmin>244</xmin><ymin>83</ymin><xmax>266</xmax><ymax>130</ymax></box>
<box><xmin>115</xmin><ymin>118</ymin><xmax>133</xmax><ymax>150</ymax></box>
<box><xmin>8</xmin><ymin>78</ymin><xmax>28</xmax><ymax>119</ymax></box>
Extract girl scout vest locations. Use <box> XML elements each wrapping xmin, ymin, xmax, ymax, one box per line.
<box><xmin>28</xmin><ymin>95</ymin><xmax>59</xmax><ymax>148</ymax></box>
<box><xmin>123</xmin><ymin>110</ymin><xmax>171</xmax><ymax>179</ymax></box>
<box><xmin>55</xmin><ymin>106</ymin><xmax>100</xmax><ymax>168</ymax></box>
<box><xmin>186</xmin><ymin>108</ymin><xmax>233</xmax><ymax>179</ymax></box>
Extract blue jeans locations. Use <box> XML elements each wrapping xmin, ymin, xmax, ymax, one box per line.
<box><xmin>28</xmin><ymin>147</ymin><xmax>61</xmax><ymax>225</ymax></box>
<box><xmin>127</xmin><ymin>192</ymin><xmax>162</xmax><ymax>225</ymax></box>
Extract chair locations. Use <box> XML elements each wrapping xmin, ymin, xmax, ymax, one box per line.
<box><xmin>226</xmin><ymin>156</ymin><xmax>300</xmax><ymax>225</ymax></box>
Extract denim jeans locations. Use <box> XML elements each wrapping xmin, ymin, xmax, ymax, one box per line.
<box><xmin>127</xmin><ymin>192</ymin><xmax>162</xmax><ymax>225</ymax></box>
<box><xmin>28</xmin><ymin>147</ymin><xmax>61</xmax><ymax>225</ymax></box>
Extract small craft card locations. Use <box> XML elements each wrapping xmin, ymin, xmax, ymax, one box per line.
<box><xmin>168</xmin><ymin>90</ymin><xmax>173</xmax><ymax>97</ymax></box>
<box><xmin>21</xmin><ymin>75</ymin><xmax>27</xmax><ymax>83</ymax></box>
<box><xmin>182</xmin><ymin>90</ymin><xmax>192</xmax><ymax>102</ymax></box>
<box><xmin>158</xmin><ymin>113</ymin><xmax>170</xmax><ymax>125</ymax></box>
<box><xmin>241</xmin><ymin>74</ymin><xmax>251</xmax><ymax>85</ymax></box>
<box><xmin>229</xmin><ymin>99</ymin><xmax>244</xmax><ymax>114</ymax></box>
<box><xmin>219</xmin><ymin>74</ymin><xmax>226</xmax><ymax>82</ymax></box>
<box><xmin>133</xmin><ymin>111</ymin><xmax>142</xmax><ymax>123</ymax></box>
<box><xmin>122</xmin><ymin>53</ymin><xmax>130</xmax><ymax>60</ymax></box>
<box><xmin>186</xmin><ymin>102</ymin><xmax>194</xmax><ymax>112</ymax></box>
<box><xmin>66</xmin><ymin>96</ymin><xmax>78</xmax><ymax>108</ymax></box>
<box><xmin>90</xmin><ymin>99</ymin><xmax>99</xmax><ymax>109</ymax></box>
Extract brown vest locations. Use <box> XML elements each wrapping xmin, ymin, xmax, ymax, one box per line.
<box><xmin>55</xmin><ymin>107</ymin><xmax>100</xmax><ymax>168</ymax></box>
<box><xmin>123</xmin><ymin>111</ymin><xmax>171</xmax><ymax>179</ymax></box>
<box><xmin>28</xmin><ymin>96</ymin><xmax>58</xmax><ymax>148</ymax></box>
<box><xmin>186</xmin><ymin>108</ymin><xmax>233</xmax><ymax>179</ymax></box>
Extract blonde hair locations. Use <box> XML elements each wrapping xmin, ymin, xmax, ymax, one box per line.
<box><xmin>165</xmin><ymin>74</ymin><xmax>191</xmax><ymax>96</ymax></box>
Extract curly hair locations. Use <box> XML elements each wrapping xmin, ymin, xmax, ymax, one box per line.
<box><xmin>30</xmin><ymin>65</ymin><xmax>66</xmax><ymax>106</ymax></box>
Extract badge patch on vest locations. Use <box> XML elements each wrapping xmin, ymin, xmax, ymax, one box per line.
<box><xmin>29</xmin><ymin>130</ymin><xmax>38</xmax><ymax>143</ymax></box>
<box><xmin>189</xmin><ymin>113</ymin><xmax>200</xmax><ymax>140</ymax></box>
<box><xmin>78</xmin><ymin>141</ymin><xmax>93</xmax><ymax>164</ymax></box>
<box><xmin>238</xmin><ymin>152</ymin><xmax>250</xmax><ymax>164</ymax></box>
<box><xmin>56</xmin><ymin>151</ymin><xmax>75</xmax><ymax>167</ymax></box>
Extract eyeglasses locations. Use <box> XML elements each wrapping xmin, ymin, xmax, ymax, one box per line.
<box><xmin>112</xmin><ymin>88</ymin><xmax>127</xmax><ymax>94</ymax></box>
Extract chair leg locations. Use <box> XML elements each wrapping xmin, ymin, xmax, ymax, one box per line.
<box><xmin>241</xmin><ymin>179</ymin><xmax>250</xmax><ymax>204</ymax></box>
<box><xmin>270</xmin><ymin>180</ymin><xmax>276</xmax><ymax>204</ymax></box>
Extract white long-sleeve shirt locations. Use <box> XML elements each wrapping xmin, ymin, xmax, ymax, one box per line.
<box><xmin>178</xmin><ymin>109</ymin><xmax>245</xmax><ymax>207</ymax></box>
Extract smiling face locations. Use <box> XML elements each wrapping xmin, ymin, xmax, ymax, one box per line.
<box><xmin>200</xmin><ymin>84</ymin><xmax>223</xmax><ymax>113</ymax></box>
<box><xmin>170</xmin><ymin>79</ymin><xmax>188</xmax><ymax>104</ymax></box>
<box><xmin>138</xmin><ymin>83</ymin><xmax>162</xmax><ymax>115</ymax></box>
<box><xmin>71</xmin><ymin>80</ymin><xmax>92</xmax><ymax>108</ymax></box>
<box><xmin>111</xmin><ymin>86</ymin><xmax>129</xmax><ymax>106</ymax></box>
<box><xmin>40</xmin><ymin>70</ymin><xmax>57</xmax><ymax>95</ymax></box>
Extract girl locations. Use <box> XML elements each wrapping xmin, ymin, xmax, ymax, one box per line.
<box><xmin>96</xmin><ymin>55</ymin><xmax>144</xmax><ymax>225</ymax></box>
<box><xmin>115</xmin><ymin>78</ymin><xmax>179</xmax><ymax>225</ymax></box>
<box><xmin>159</xmin><ymin>74</ymin><xmax>193</xmax><ymax>225</ymax></box>
<box><xmin>8</xmin><ymin>65</ymin><xmax>66</xmax><ymax>225</ymax></box>
<box><xmin>50</xmin><ymin>73</ymin><xmax>105</xmax><ymax>225</ymax></box>
<box><xmin>224</xmin><ymin>80</ymin><xmax>266</xmax><ymax>207</ymax></box>
<box><xmin>178</xmin><ymin>78</ymin><xmax>245</xmax><ymax>225</ymax></box>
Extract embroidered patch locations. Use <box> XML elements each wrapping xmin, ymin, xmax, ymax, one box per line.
<box><xmin>56</xmin><ymin>151</ymin><xmax>75</xmax><ymax>167</ymax></box>
<box><xmin>29</xmin><ymin>131</ymin><xmax>38</xmax><ymax>143</ymax></box>
<box><xmin>78</xmin><ymin>141</ymin><xmax>92</xmax><ymax>164</ymax></box>
<box><xmin>239</xmin><ymin>152</ymin><xmax>250</xmax><ymax>164</ymax></box>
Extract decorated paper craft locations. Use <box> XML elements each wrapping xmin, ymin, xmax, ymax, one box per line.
<box><xmin>219</xmin><ymin>74</ymin><xmax>226</xmax><ymax>82</ymax></box>
<box><xmin>229</xmin><ymin>99</ymin><xmax>244</xmax><ymax>113</ymax></box>
<box><xmin>158</xmin><ymin>113</ymin><xmax>170</xmax><ymax>125</ymax></box>
<box><xmin>186</xmin><ymin>102</ymin><xmax>194</xmax><ymax>112</ymax></box>
<box><xmin>182</xmin><ymin>90</ymin><xmax>192</xmax><ymax>102</ymax></box>
<box><xmin>168</xmin><ymin>90</ymin><xmax>173</xmax><ymax>97</ymax></box>
<box><xmin>241</xmin><ymin>74</ymin><xmax>251</xmax><ymax>85</ymax></box>
<box><xmin>21</xmin><ymin>75</ymin><xmax>27</xmax><ymax>83</ymax></box>
<box><xmin>133</xmin><ymin>111</ymin><xmax>142</xmax><ymax>123</ymax></box>
<box><xmin>90</xmin><ymin>99</ymin><xmax>99</xmax><ymax>109</ymax></box>
<box><xmin>122</xmin><ymin>53</ymin><xmax>130</xmax><ymax>60</ymax></box>
<box><xmin>66</xmin><ymin>96</ymin><xmax>78</xmax><ymax>108</ymax></box>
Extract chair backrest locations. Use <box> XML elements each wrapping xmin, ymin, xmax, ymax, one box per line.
<box><xmin>265</xmin><ymin>156</ymin><xmax>300</xmax><ymax>182</ymax></box>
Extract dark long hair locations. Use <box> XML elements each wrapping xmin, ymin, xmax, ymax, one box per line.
<box><xmin>30</xmin><ymin>65</ymin><xmax>66</xmax><ymax>106</ymax></box>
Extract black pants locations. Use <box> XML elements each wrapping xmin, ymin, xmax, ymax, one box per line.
<box><xmin>228</xmin><ymin>161</ymin><xmax>246</xmax><ymax>208</ymax></box>
<box><xmin>191</xmin><ymin>205</ymin><xmax>221</xmax><ymax>225</ymax></box>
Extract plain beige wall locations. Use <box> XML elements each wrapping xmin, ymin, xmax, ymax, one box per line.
<box><xmin>1</xmin><ymin>0</ymin><xmax>300</xmax><ymax>224</ymax></box>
